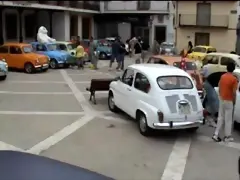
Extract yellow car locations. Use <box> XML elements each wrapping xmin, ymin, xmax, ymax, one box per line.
<box><xmin>187</xmin><ymin>45</ymin><xmax>217</xmax><ymax>61</ymax></box>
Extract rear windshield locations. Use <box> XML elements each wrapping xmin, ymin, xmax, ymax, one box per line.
<box><xmin>173</xmin><ymin>62</ymin><xmax>197</xmax><ymax>70</ymax></box>
<box><xmin>157</xmin><ymin>76</ymin><xmax>193</xmax><ymax>90</ymax></box>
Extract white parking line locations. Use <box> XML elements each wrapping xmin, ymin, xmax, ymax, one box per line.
<box><xmin>197</xmin><ymin>135</ymin><xmax>240</xmax><ymax>151</ymax></box>
<box><xmin>0</xmin><ymin>141</ymin><xmax>24</xmax><ymax>151</ymax></box>
<box><xmin>67</xmin><ymin>73</ymin><xmax>104</xmax><ymax>76</ymax></box>
<box><xmin>161</xmin><ymin>137</ymin><xmax>192</xmax><ymax>180</ymax></box>
<box><xmin>0</xmin><ymin>91</ymin><xmax>72</xmax><ymax>95</ymax></box>
<box><xmin>0</xmin><ymin>111</ymin><xmax>85</xmax><ymax>115</ymax></box>
<box><xmin>82</xmin><ymin>91</ymin><xmax>108</xmax><ymax>95</ymax></box>
<box><xmin>7</xmin><ymin>81</ymin><xmax>66</xmax><ymax>84</ymax></box>
<box><xmin>27</xmin><ymin>115</ymin><xmax>94</xmax><ymax>154</ymax></box>
<box><xmin>100</xmin><ymin>115</ymin><xmax>130</xmax><ymax>124</ymax></box>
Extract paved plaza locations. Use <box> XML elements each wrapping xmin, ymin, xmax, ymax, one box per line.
<box><xmin>0</xmin><ymin>59</ymin><xmax>239</xmax><ymax>180</ymax></box>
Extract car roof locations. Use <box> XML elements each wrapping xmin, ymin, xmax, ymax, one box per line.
<box><xmin>207</xmin><ymin>52</ymin><xmax>240</xmax><ymax>59</ymax></box>
<box><xmin>195</xmin><ymin>45</ymin><xmax>214</xmax><ymax>48</ymax></box>
<box><xmin>56</xmin><ymin>41</ymin><xmax>72</xmax><ymax>44</ymax></box>
<box><xmin>3</xmin><ymin>43</ymin><xmax>31</xmax><ymax>47</ymax></box>
<box><xmin>129</xmin><ymin>64</ymin><xmax>190</xmax><ymax>79</ymax></box>
<box><xmin>0</xmin><ymin>151</ymin><xmax>113</xmax><ymax>180</ymax></box>
<box><xmin>151</xmin><ymin>55</ymin><xmax>193</xmax><ymax>64</ymax></box>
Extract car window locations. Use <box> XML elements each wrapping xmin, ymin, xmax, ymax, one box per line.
<box><xmin>173</xmin><ymin>62</ymin><xmax>197</xmax><ymax>70</ymax></box>
<box><xmin>47</xmin><ymin>44</ymin><xmax>58</xmax><ymax>51</ymax></box>
<box><xmin>67</xmin><ymin>43</ymin><xmax>76</xmax><ymax>50</ymax></box>
<box><xmin>157</xmin><ymin>76</ymin><xmax>193</xmax><ymax>90</ymax></box>
<box><xmin>207</xmin><ymin>48</ymin><xmax>216</xmax><ymax>53</ymax></box>
<box><xmin>22</xmin><ymin>46</ymin><xmax>33</xmax><ymax>53</ymax></box>
<box><xmin>192</xmin><ymin>47</ymin><xmax>206</xmax><ymax>53</ymax></box>
<box><xmin>58</xmin><ymin>44</ymin><xmax>67</xmax><ymax>51</ymax></box>
<box><xmin>122</xmin><ymin>69</ymin><xmax>134</xmax><ymax>86</ymax></box>
<box><xmin>147</xmin><ymin>57</ymin><xmax>168</xmax><ymax>64</ymax></box>
<box><xmin>220</xmin><ymin>57</ymin><xmax>236</xmax><ymax>66</ymax></box>
<box><xmin>0</xmin><ymin>46</ymin><xmax>8</xmax><ymax>53</ymax></box>
<box><xmin>134</xmin><ymin>73</ymin><xmax>151</xmax><ymax>93</ymax></box>
<box><xmin>36</xmin><ymin>44</ymin><xmax>47</xmax><ymax>51</ymax></box>
<box><xmin>203</xmin><ymin>55</ymin><xmax>218</xmax><ymax>65</ymax></box>
<box><xmin>10</xmin><ymin>46</ymin><xmax>22</xmax><ymax>54</ymax></box>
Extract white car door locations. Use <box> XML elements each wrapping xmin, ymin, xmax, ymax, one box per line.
<box><xmin>116</xmin><ymin>68</ymin><xmax>135</xmax><ymax>114</ymax></box>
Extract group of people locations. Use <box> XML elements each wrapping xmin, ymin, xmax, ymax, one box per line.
<box><xmin>202</xmin><ymin>62</ymin><xmax>237</xmax><ymax>142</ymax></box>
<box><xmin>109</xmin><ymin>36</ymin><xmax>150</xmax><ymax>71</ymax></box>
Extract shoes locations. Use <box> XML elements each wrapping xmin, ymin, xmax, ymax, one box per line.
<box><xmin>223</xmin><ymin>136</ymin><xmax>234</xmax><ymax>142</ymax></box>
<box><xmin>212</xmin><ymin>135</ymin><xmax>221</xmax><ymax>142</ymax></box>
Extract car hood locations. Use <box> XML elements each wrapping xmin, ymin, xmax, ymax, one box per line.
<box><xmin>189</xmin><ymin>52</ymin><xmax>206</xmax><ymax>59</ymax></box>
<box><xmin>25</xmin><ymin>53</ymin><xmax>46</xmax><ymax>59</ymax></box>
<box><xmin>47</xmin><ymin>50</ymin><xmax>69</xmax><ymax>57</ymax></box>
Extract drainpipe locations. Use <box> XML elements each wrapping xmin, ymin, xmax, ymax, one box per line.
<box><xmin>175</xmin><ymin>1</ymin><xmax>178</xmax><ymax>48</ymax></box>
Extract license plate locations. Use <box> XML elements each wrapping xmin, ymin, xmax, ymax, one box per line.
<box><xmin>179</xmin><ymin>105</ymin><xmax>190</xmax><ymax>114</ymax></box>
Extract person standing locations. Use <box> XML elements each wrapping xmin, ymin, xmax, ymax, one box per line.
<box><xmin>75</xmin><ymin>41</ymin><xmax>84</xmax><ymax>69</ymax></box>
<box><xmin>118</xmin><ymin>38</ymin><xmax>126</xmax><ymax>70</ymax></box>
<box><xmin>89</xmin><ymin>37</ymin><xmax>98</xmax><ymax>70</ymax></box>
<box><xmin>212</xmin><ymin>62</ymin><xmax>238</xmax><ymax>142</ymax></box>
<box><xmin>187</xmin><ymin>41</ymin><xmax>193</xmax><ymax>53</ymax></box>
<box><xmin>152</xmin><ymin>40</ymin><xmax>160</xmax><ymax>55</ymax></box>
<box><xmin>140</xmin><ymin>38</ymin><xmax>150</xmax><ymax>63</ymax></box>
<box><xmin>134</xmin><ymin>37</ymin><xmax>142</xmax><ymax>63</ymax></box>
<box><xmin>129</xmin><ymin>37</ymin><xmax>137</xmax><ymax>57</ymax></box>
<box><xmin>109</xmin><ymin>37</ymin><xmax>120</xmax><ymax>71</ymax></box>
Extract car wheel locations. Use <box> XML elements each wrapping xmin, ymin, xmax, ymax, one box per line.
<box><xmin>108</xmin><ymin>91</ymin><xmax>119</xmax><ymax>112</ymax></box>
<box><xmin>99</xmin><ymin>52</ymin><xmax>107</xmax><ymax>59</ymax></box>
<box><xmin>234</xmin><ymin>121</ymin><xmax>240</xmax><ymax>130</ymax></box>
<box><xmin>42</xmin><ymin>69</ymin><xmax>48</xmax><ymax>72</ymax></box>
<box><xmin>24</xmin><ymin>63</ymin><xmax>34</xmax><ymax>73</ymax></box>
<box><xmin>0</xmin><ymin>75</ymin><xmax>6</xmax><ymax>80</ymax></box>
<box><xmin>49</xmin><ymin>59</ymin><xmax>58</xmax><ymax>69</ymax></box>
<box><xmin>64</xmin><ymin>64</ymin><xmax>70</xmax><ymax>68</ymax></box>
<box><xmin>137</xmin><ymin>111</ymin><xmax>152</xmax><ymax>136</ymax></box>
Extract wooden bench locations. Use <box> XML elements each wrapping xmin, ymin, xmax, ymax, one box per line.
<box><xmin>86</xmin><ymin>78</ymin><xmax>114</xmax><ymax>104</ymax></box>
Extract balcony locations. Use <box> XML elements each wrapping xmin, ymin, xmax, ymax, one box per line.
<box><xmin>103</xmin><ymin>1</ymin><xmax>169</xmax><ymax>14</ymax></box>
<box><xmin>179</xmin><ymin>14</ymin><xmax>229</xmax><ymax>28</ymax></box>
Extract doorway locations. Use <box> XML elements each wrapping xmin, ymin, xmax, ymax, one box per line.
<box><xmin>154</xmin><ymin>26</ymin><xmax>166</xmax><ymax>44</ymax></box>
<box><xmin>70</xmin><ymin>15</ymin><xmax>78</xmax><ymax>38</ymax></box>
<box><xmin>134</xmin><ymin>27</ymin><xmax>149</xmax><ymax>43</ymax></box>
<box><xmin>195</xmin><ymin>32</ymin><xmax>210</xmax><ymax>46</ymax></box>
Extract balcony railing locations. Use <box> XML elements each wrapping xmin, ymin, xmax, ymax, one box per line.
<box><xmin>179</xmin><ymin>14</ymin><xmax>229</xmax><ymax>28</ymax></box>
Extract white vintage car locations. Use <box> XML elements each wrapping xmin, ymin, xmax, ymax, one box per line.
<box><xmin>108</xmin><ymin>64</ymin><xmax>204</xmax><ymax>136</ymax></box>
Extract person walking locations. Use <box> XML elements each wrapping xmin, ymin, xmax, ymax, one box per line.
<box><xmin>118</xmin><ymin>38</ymin><xmax>126</xmax><ymax>70</ymax></box>
<box><xmin>212</xmin><ymin>62</ymin><xmax>238</xmax><ymax>142</ymax></box>
<box><xmin>129</xmin><ymin>37</ymin><xmax>137</xmax><ymax>58</ymax></box>
<box><xmin>187</xmin><ymin>41</ymin><xmax>193</xmax><ymax>53</ymax></box>
<box><xmin>75</xmin><ymin>41</ymin><xmax>84</xmax><ymax>69</ymax></box>
<box><xmin>134</xmin><ymin>37</ymin><xmax>142</xmax><ymax>63</ymax></box>
<box><xmin>109</xmin><ymin>37</ymin><xmax>120</xmax><ymax>71</ymax></box>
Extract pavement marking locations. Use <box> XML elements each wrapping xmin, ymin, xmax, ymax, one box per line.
<box><xmin>82</xmin><ymin>91</ymin><xmax>108</xmax><ymax>95</ymax></box>
<box><xmin>27</xmin><ymin>115</ymin><xmax>94</xmax><ymax>154</ymax></box>
<box><xmin>60</xmin><ymin>70</ymin><xmax>95</xmax><ymax>113</ymax></box>
<box><xmin>161</xmin><ymin>137</ymin><xmax>192</xmax><ymax>180</ymax></box>
<box><xmin>74</xmin><ymin>81</ymin><xmax>90</xmax><ymax>84</ymax></box>
<box><xmin>100</xmin><ymin>115</ymin><xmax>130</xmax><ymax>124</ymax></box>
<box><xmin>0</xmin><ymin>141</ymin><xmax>24</xmax><ymax>151</ymax></box>
<box><xmin>7</xmin><ymin>81</ymin><xmax>66</xmax><ymax>84</ymax></box>
<box><xmin>0</xmin><ymin>111</ymin><xmax>85</xmax><ymax>115</ymax></box>
<box><xmin>67</xmin><ymin>72</ymin><xmax>104</xmax><ymax>76</ymax></box>
<box><xmin>0</xmin><ymin>91</ymin><xmax>72</xmax><ymax>95</ymax></box>
<box><xmin>197</xmin><ymin>135</ymin><xmax>240</xmax><ymax>150</ymax></box>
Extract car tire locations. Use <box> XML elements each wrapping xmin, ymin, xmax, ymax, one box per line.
<box><xmin>108</xmin><ymin>91</ymin><xmax>119</xmax><ymax>112</ymax></box>
<box><xmin>42</xmin><ymin>68</ymin><xmax>48</xmax><ymax>72</ymax></box>
<box><xmin>0</xmin><ymin>75</ymin><xmax>6</xmax><ymax>81</ymax></box>
<box><xmin>64</xmin><ymin>64</ymin><xmax>70</xmax><ymax>68</ymax></box>
<box><xmin>99</xmin><ymin>52</ymin><xmax>107</xmax><ymax>60</ymax></box>
<box><xmin>24</xmin><ymin>63</ymin><xmax>34</xmax><ymax>74</ymax></box>
<box><xmin>137</xmin><ymin>111</ymin><xmax>152</xmax><ymax>136</ymax></box>
<box><xmin>49</xmin><ymin>59</ymin><xmax>58</xmax><ymax>69</ymax></box>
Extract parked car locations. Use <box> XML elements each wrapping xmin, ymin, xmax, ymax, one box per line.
<box><xmin>0</xmin><ymin>150</ymin><xmax>114</xmax><ymax>180</ymax></box>
<box><xmin>159</xmin><ymin>42</ymin><xmax>177</xmax><ymax>55</ymax></box>
<box><xmin>0</xmin><ymin>43</ymin><xmax>49</xmax><ymax>73</ymax></box>
<box><xmin>0</xmin><ymin>58</ymin><xmax>8</xmax><ymax>80</ymax></box>
<box><xmin>187</xmin><ymin>45</ymin><xmax>217</xmax><ymax>61</ymax></box>
<box><xmin>147</xmin><ymin>55</ymin><xmax>204</xmax><ymax>98</ymax></box>
<box><xmin>202</xmin><ymin>52</ymin><xmax>240</xmax><ymax>76</ymax></box>
<box><xmin>108</xmin><ymin>64</ymin><xmax>204</xmax><ymax>136</ymax></box>
<box><xmin>31</xmin><ymin>42</ymin><xmax>71</xmax><ymax>69</ymax></box>
<box><xmin>56</xmin><ymin>41</ymin><xmax>89</xmax><ymax>63</ymax></box>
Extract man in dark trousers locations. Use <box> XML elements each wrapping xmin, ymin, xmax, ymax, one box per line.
<box><xmin>109</xmin><ymin>37</ymin><xmax>120</xmax><ymax>71</ymax></box>
<box><xmin>140</xmin><ymin>38</ymin><xmax>150</xmax><ymax>63</ymax></box>
<box><xmin>118</xmin><ymin>38</ymin><xmax>126</xmax><ymax>70</ymax></box>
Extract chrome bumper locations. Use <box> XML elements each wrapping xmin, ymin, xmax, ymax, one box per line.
<box><xmin>35</xmin><ymin>64</ymin><xmax>49</xmax><ymax>69</ymax></box>
<box><xmin>153</xmin><ymin>120</ymin><xmax>203</xmax><ymax>130</ymax></box>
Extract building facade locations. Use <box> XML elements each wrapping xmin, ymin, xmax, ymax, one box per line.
<box><xmin>0</xmin><ymin>1</ymin><xmax>99</xmax><ymax>44</ymax></box>
<box><xmin>97</xmin><ymin>1</ymin><xmax>174</xmax><ymax>46</ymax></box>
<box><xmin>175</xmin><ymin>1</ymin><xmax>238</xmax><ymax>52</ymax></box>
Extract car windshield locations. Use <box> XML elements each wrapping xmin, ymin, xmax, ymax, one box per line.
<box><xmin>207</xmin><ymin>48</ymin><xmax>216</xmax><ymax>53</ymax></box>
<box><xmin>161</xmin><ymin>43</ymin><xmax>174</xmax><ymax>49</ymax></box>
<box><xmin>47</xmin><ymin>44</ymin><xmax>58</xmax><ymax>51</ymax></box>
<box><xmin>67</xmin><ymin>43</ymin><xmax>76</xmax><ymax>50</ymax></box>
<box><xmin>193</xmin><ymin>47</ymin><xmax>206</xmax><ymax>53</ymax></box>
<box><xmin>22</xmin><ymin>46</ymin><xmax>33</xmax><ymax>53</ymax></box>
<box><xmin>173</xmin><ymin>62</ymin><xmax>197</xmax><ymax>70</ymax></box>
<box><xmin>157</xmin><ymin>76</ymin><xmax>193</xmax><ymax>90</ymax></box>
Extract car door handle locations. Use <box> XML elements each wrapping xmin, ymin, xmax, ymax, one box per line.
<box><xmin>127</xmin><ymin>88</ymin><xmax>131</xmax><ymax>91</ymax></box>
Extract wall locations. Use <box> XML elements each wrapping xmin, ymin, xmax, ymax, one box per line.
<box><xmin>150</xmin><ymin>14</ymin><xmax>175</xmax><ymax>46</ymax></box>
<box><xmin>176</xmin><ymin>1</ymin><xmax>238</xmax><ymax>51</ymax></box>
